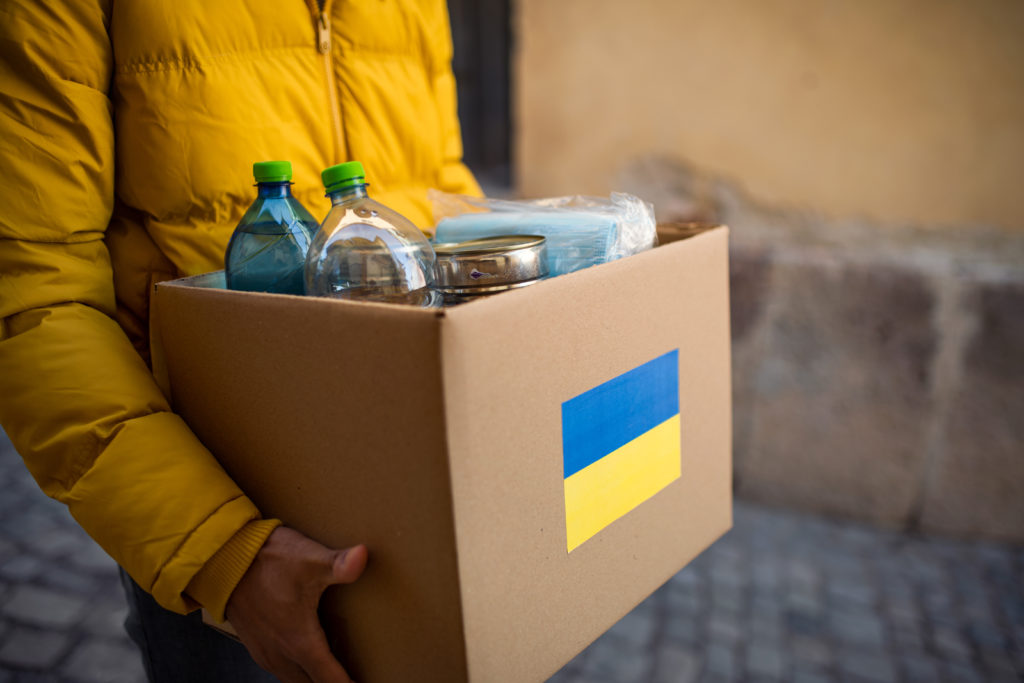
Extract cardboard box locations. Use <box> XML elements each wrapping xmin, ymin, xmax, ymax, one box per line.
<box><xmin>151</xmin><ymin>224</ymin><xmax>732</xmax><ymax>682</ymax></box>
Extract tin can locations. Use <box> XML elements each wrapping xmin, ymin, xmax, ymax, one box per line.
<box><xmin>433</xmin><ymin>235</ymin><xmax>548</xmax><ymax>305</ymax></box>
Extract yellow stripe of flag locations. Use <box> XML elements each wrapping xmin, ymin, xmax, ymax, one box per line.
<box><xmin>564</xmin><ymin>414</ymin><xmax>681</xmax><ymax>552</ymax></box>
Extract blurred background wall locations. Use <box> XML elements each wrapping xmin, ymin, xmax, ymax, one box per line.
<box><xmin>515</xmin><ymin>0</ymin><xmax>1024</xmax><ymax>230</ymax></box>
<box><xmin>452</xmin><ymin>0</ymin><xmax>1024</xmax><ymax>542</ymax></box>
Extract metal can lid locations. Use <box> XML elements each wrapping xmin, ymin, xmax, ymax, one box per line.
<box><xmin>433</xmin><ymin>234</ymin><xmax>546</xmax><ymax>257</ymax></box>
<box><xmin>434</xmin><ymin>234</ymin><xmax>548</xmax><ymax>290</ymax></box>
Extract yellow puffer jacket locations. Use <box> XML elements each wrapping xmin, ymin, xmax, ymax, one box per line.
<box><xmin>0</xmin><ymin>0</ymin><xmax>480</xmax><ymax>618</ymax></box>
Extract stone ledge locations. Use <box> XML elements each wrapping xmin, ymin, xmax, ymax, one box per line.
<box><xmin>623</xmin><ymin>156</ymin><xmax>1024</xmax><ymax>541</ymax></box>
<box><xmin>726</xmin><ymin>203</ymin><xmax>1023</xmax><ymax>540</ymax></box>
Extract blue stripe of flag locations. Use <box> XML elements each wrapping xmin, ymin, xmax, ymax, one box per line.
<box><xmin>561</xmin><ymin>350</ymin><xmax>679</xmax><ymax>479</ymax></box>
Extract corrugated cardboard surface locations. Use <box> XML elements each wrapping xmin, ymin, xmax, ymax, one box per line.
<box><xmin>441</xmin><ymin>227</ymin><xmax>732</xmax><ymax>681</ymax></box>
<box><xmin>153</xmin><ymin>290</ymin><xmax>466</xmax><ymax>683</ymax></box>
<box><xmin>152</xmin><ymin>226</ymin><xmax>732</xmax><ymax>682</ymax></box>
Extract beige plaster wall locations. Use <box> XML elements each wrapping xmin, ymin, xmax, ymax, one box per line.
<box><xmin>515</xmin><ymin>0</ymin><xmax>1024</xmax><ymax>230</ymax></box>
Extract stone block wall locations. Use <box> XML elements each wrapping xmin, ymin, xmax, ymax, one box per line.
<box><xmin>639</xmin><ymin>159</ymin><xmax>1024</xmax><ymax>542</ymax></box>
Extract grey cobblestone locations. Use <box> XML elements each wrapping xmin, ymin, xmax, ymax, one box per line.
<box><xmin>789</xmin><ymin>584</ymin><xmax>825</xmax><ymax>607</ymax></box>
<box><xmin>0</xmin><ymin>543</ymin><xmax>15</xmax><ymax>568</ymax></box>
<box><xmin>665</xmin><ymin>587</ymin><xmax>702</xmax><ymax>616</ymax></box>
<box><xmin>651</xmin><ymin>645</ymin><xmax>700</xmax><ymax>683</ymax></box>
<box><xmin>664</xmin><ymin>613</ymin><xmax>701</xmax><ymax>645</ymax></box>
<box><xmin>706</xmin><ymin>612</ymin><xmax>742</xmax><ymax>644</ymax></box>
<box><xmin>23</xmin><ymin>528</ymin><xmax>88</xmax><ymax>561</ymax></box>
<box><xmin>703</xmin><ymin>642</ymin><xmax>737</xmax><ymax>679</ymax></box>
<box><xmin>578</xmin><ymin>632</ymin><xmax>653</xmax><ymax>681</ymax></box>
<box><xmin>785</xmin><ymin>610</ymin><xmax>823</xmax><ymax>638</ymax></box>
<box><xmin>749</xmin><ymin>615</ymin><xmax>783</xmax><ymax>642</ymax></box>
<box><xmin>1</xmin><ymin>430</ymin><xmax>136</xmax><ymax>682</ymax></box>
<box><xmin>828</xmin><ymin>610</ymin><xmax>887</xmax><ymax>648</ymax></box>
<box><xmin>826</xmin><ymin>577</ymin><xmax>877</xmax><ymax>608</ymax></box>
<box><xmin>2</xmin><ymin>430</ymin><xmax>1023</xmax><ymax>683</ymax></box>
<box><xmin>12</xmin><ymin>672</ymin><xmax>65</xmax><ymax>683</ymax></box>
<box><xmin>932</xmin><ymin>626</ymin><xmax>973</xmax><ymax>662</ymax></box>
<box><xmin>69</xmin><ymin>543</ymin><xmax>116</xmax><ymax>573</ymax></box>
<box><xmin>38</xmin><ymin>567</ymin><xmax>99</xmax><ymax>597</ymax></box>
<box><xmin>61</xmin><ymin>639</ymin><xmax>145</xmax><ymax>683</ymax></box>
<box><xmin>709</xmin><ymin>585</ymin><xmax>744</xmax><ymax>613</ymax></box>
<box><xmin>980</xmin><ymin>651</ymin><xmax>1021</xmax><ymax>678</ymax></box>
<box><xmin>837</xmin><ymin>648</ymin><xmax>898</xmax><ymax>682</ymax></box>
<box><xmin>606</xmin><ymin>606</ymin><xmax>656</xmax><ymax>650</ymax></box>
<box><xmin>791</xmin><ymin>666</ymin><xmax>835</xmax><ymax>683</ymax></box>
<box><xmin>790</xmin><ymin>635</ymin><xmax>833</xmax><ymax>668</ymax></box>
<box><xmin>2</xmin><ymin>585</ymin><xmax>87</xmax><ymax>629</ymax></box>
<box><xmin>80</xmin><ymin>602</ymin><xmax>129</xmax><ymax>639</ymax></box>
<box><xmin>888</xmin><ymin>618</ymin><xmax>926</xmax><ymax>651</ymax></box>
<box><xmin>0</xmin><ymin>557</ymin><xmax>41</xmax><ymax>584</ymax></box>
<box><xmin>898</xmin><ymin>654</ymin><xmax>940</xmax><ymax>682</ymax></box>
<box><xmin>0</xmin><ymin>626</ymin><xmax>71</xmax><ymax>669</ymax></box>
<box><xmin>942</xmin><ymin>660</ymin><xmax>987</xmax><ymax>683</ymax></box>
<box><xmin>745</xmin><ymin>641</ymin><xmax>787</xmax><ymax>679</ymax></box>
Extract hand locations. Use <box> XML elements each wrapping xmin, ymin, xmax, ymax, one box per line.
<box><xmin>225</xmin><ymin>526</ymin><xmax>368</xmax><ymax>682</ymax></box>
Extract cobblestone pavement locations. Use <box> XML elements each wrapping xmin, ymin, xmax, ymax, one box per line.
<box><xmin>1</xmin><ymin>429</ymin><xmax>1022</xmax><ymax>683</ymax></box>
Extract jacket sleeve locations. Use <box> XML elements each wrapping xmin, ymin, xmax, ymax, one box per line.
<box><xmin>0</xmin><ymin>0</ymin><xmax>277</xmax><ymax>616</ymax></box>
<box><xmin>427</xmin><ymin>0</ymin><xmax>483</xmax><ymax>198</ymax></box>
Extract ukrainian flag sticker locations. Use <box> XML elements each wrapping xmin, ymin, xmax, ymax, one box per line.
<box><xmin>562</xmin><ymin>350</ymin><xmax>681</xmax><ymax>552</ymax></box>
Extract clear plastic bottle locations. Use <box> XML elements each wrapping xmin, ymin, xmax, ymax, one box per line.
<box><xmin>225</xmin><ymin>161</ymin><xmax>319</xmax><ymax>295</ymax></box>
<box><xmin>305</xmin><ymin>161</ymin><xmax>439</xmax><ymax>306</ymax></box>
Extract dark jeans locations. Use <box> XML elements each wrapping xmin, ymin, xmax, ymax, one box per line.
<box><xmin>120</xmin><ymin>569</ymin><xmax>279</xmax><ymax>683</ymax></box>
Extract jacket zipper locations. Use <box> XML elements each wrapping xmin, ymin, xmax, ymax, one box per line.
<box><xmin>308</xmin><ymin>0</ymin><xmax>345</xmax><ymax>161</ymax></box>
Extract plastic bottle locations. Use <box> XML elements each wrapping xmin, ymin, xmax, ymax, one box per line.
<box><xmin>225</xmin><ymin>161</ymin><xmax>319</xmax><ymax>295</ymax></box>
<box><xmin>305</xmin><ymin>161</ymin><xmax>439</xmax><ymax>306</ymax></box>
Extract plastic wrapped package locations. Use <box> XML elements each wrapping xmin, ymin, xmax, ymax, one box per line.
<box><xmin>430</xmin><ymin>191</ymin><xmax>657</xmax><ymax>277</ymax></box>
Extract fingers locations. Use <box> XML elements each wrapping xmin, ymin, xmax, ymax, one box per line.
<box><xmin>226</xmin><ymin>527</ymin><xmax>367</xmax><ymax>682</ymax></box>
<box><xmin>288</xmin><ymin>531</ymin><xmax>367</xmax><ymax>588</ymax></box>
<box><xmin>244</xmin><ymin>639</ymin><xmax>312</xmax><ymax>683</ymax></box>
<box><xmin>295</xmin><ymin>625</ymin><xmax>355</xmax><ymax>683</ymax></box>
<box><xmin>249</xmin><ymin>619</ymin><xmax>352</xmax><ymax>683</ymax></box>
<box><xmin>327</xmin><ymin>544</ymin><xmax>368</xmax><ymax>586</ymax></box>
<box><xmin>267</xmin><ymin>658</ymin><xmax>313</xmax><ymax>683</ymax></box>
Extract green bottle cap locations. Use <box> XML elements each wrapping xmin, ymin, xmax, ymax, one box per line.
<box><xmin>253</xmin><ymin>160</ymin><xmax>293</xmax><ymax>183</ymax></box>
<box><xmin>321</xmin><ymin>161</ymin><xmax>366</xmax><ymax>193</ymax></box>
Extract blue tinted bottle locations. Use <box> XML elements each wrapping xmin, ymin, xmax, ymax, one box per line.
<box><xmin>225</xmin><ymin>161</ymin><xmax>319</xmax><ymax>295</ymax></box>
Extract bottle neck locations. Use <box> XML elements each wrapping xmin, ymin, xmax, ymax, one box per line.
<box><xmin>327</xmin><ymin>183</ymin><xmax>369</xmax><ymax>205</ymax></box>
<box><xmin>256</xmin><ymin>182</ymin><xmax>293</xmax><ymax>198</ymax></box>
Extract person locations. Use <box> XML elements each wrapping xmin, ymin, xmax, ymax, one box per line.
<box><xmin>0</xmin><ymin>1</ymin><xmax>481</xmax><ymax>681</ymax></box>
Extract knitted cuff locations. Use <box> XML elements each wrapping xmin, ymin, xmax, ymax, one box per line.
<box><xmin>185</xmin><ymin>518</ymin><xmax>282</xmax><ymax>622</ymax></box>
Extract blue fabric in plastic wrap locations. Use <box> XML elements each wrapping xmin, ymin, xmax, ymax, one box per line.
<box><xmin>433</xmin><ymin>211</ymin><xmax>618</xmax><ymax>277</ymax></box>
<box><xmin>430</xmin><ymin>192</ymin><xmax>657</xmax><ymax>278</ymax></box>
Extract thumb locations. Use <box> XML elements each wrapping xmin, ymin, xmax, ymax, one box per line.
<box><xmin>325</xmin><ymin>544</ymin><xmax>368</xmax><ymax>586</ymax></box>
